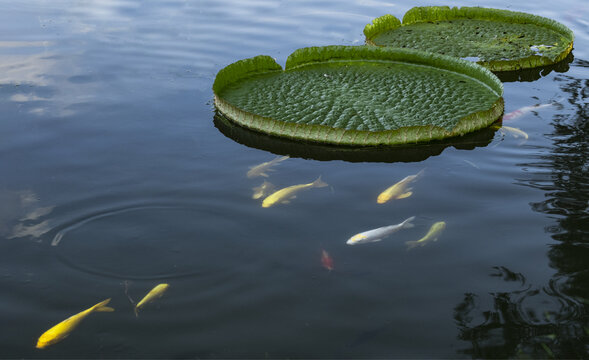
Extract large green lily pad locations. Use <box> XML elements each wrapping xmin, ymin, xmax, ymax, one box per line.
<box><xmin>213</xmin><ymin>45</ymin><xmax>503</xmax><ymax>146</ymax></box>
<box><xmin>364</xmin><ymin>6</ymin><xmax>574</xmax><ymax>72</ymax></box>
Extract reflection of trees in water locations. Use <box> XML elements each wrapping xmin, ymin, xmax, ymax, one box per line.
<box><xmin>454</xmin><ymin>60</ymin><xmax>589</xmax><ymax>358</ymax></box>
<box><xmin>454</xmin><ymin>267</ymin><xmax>587</xmax><ymax>358</ymax></box>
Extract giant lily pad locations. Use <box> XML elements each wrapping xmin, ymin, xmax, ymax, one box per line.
<box><xmin>213</xmin><ymin>45</ymin><xmax>503</xmax><ymax>146</ymax></box>
<box><xmin>364</xmin><ymin>6</ymin><xmax>574</xmax><ymax>72</ymax></box>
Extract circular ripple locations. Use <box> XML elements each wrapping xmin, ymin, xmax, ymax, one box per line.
<box><xmin>50</xmin><ymin>204</ymin><xmax>259</xmax><ymax>280</ymax></box>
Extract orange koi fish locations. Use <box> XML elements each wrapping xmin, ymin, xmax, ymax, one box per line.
<box><xmin>321</xmin><ymin>249</ymin><xmax>334</xmax><ymax>271</ymax></box>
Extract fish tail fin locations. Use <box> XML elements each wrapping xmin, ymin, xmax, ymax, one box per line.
<box><xmin>269</xmin><ymin>155</ymin><xmax>289</xmax><ymax>165</ymax></box>
<box><xmin>415</xmin><ymin>169</ymin><xmax>425</xmax><ymax>178</ymax></box>
<box><xmin>401</xmin><ymin>216</ymin><xmax>416</xmax><ymax>229</ymax></box>
<box><xmin>312</xmin><ymin>176</ymin><xmax>328</xmax><ymax>188</ymax></box>
<box><xmin>93</xmin><ymin>298</ymin><xmax>115</xmax><ymax>312</ymax></box>
<box><xmin>405</xmin><ymin>240</ymin><xmax>422</xmax><ymax>250</ymax></box>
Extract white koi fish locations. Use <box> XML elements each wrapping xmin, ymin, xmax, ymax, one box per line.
<box><xmin>252</xmin><ymin>180</ymin><xmax>275</xmax><ymax>200</ymax></box>
<box><xmin>502</xmin><ymin>103</ymin><xmax>553</xmax><ymax>121</ymax></box>
<box><xmin>247</xmin><ymin>155</ymin><xmax>289</xmax><ymax>178</ymax></box>
<box><xmin>493</xmin><ymin>125</ymin><xmax>529</xmax><ymax>140</ymax></box>
<box><xmin>346</xmin><ymin>216</ymin><xmax>415</xmax><ymax>245</ymax></box>
<box><xmin>406</xmin><ymin>221</ymin><xmax>446</xmax><ymax>250</ymax></box>
<box><xmin>377</xmin><ymin>170</ymin><xmax>424</xmax><ymax>204</ymax></box>
<box><xmin>262</xmin><ymin>176</ymin><xmax>328</xmax><ymax>208</ymax></box>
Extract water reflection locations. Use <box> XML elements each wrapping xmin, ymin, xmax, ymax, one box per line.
<box><xmin>0</xmin><ymin>189</ymin><xmax>54</xmax><ymax>240</ymax></box>
<box><xmin>454</xmin><ymin>268</ymin><xmax>588</xmax><ymax>358</ymax></box>
<box><xmin>455</xmin><ymin>59</ymin><xmax>589</xmax><ymax>358</ymax></box>
<box><xmin>214</xmin><ymin>112</ymin><xmax>500</xmax><ymax>163</ymax></box>
<box><xmin>494</xmin><ymin>52</ymin><xmax>574</xmax><ymax>82</ymax></box>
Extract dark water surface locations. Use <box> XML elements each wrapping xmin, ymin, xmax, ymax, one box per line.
<box><xmin>1</xmin><ymin>0</ymin><xmax>588</xmax><ymax>358</ymax></box>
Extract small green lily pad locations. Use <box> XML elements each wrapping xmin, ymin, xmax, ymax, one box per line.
<box><xmin>213</xmin><ymin>45</ymin><xmax>503</xmax><ymax>146</ymax></box>
<box><xmin>364</xmin><ymin>6</ymin><xmax>574</xmax><ymax>71</ymax></box>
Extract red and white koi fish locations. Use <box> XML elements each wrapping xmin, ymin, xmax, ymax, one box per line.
<box><xmin>502</xmin><ymin>103</ymin><xmax>553</xmax><ymax>121</ymax></box>
<box><xmin>321</xmin><ymin>249</ymin><xmax>334</xmax><ymax>271</ymax></box>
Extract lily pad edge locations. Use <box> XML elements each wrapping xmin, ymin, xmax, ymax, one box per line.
<box><xmin>213</xmin><ymin>45</ymin><xmax>504</xmax><ymax>147</ymax></box>
<box><xmin>364</xmin><ymin>6</ymin><xmax>575</xmax><ymax>72</ymax></box>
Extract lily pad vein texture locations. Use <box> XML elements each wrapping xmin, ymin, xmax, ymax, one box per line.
<box><xmin>213</xmin><ymin>46</ymin><xmax>504</xmax><ymax>146</ymax></box>
<box><xmin>364</xmin><ymin>6</ymin><xmax>574</xmax><ymax>72</ymax></box>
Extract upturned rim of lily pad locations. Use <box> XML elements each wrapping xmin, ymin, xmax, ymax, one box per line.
<box><xmin>364</xmin><ymin>6</ymin><xmax>575</xmax><ymax>72</ymax></box>
<box><xmin>213</xmin><ymin>45</ymin><xmax>504</xmax><ymax>147</ymax></box>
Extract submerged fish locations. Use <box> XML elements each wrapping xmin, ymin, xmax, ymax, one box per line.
<box><xmin>135</xmin><ymin>283</ymin><xmax>169</xmax><ymax>317</ymax></box>
<box><xmin>377</xmin><ymin>170</ymin><xmax>424</xmax><ymax>204</ymax></box>
<box><xmin>502</xmin><ymin>103</ymin><xmax>553</xmax><ymax>121</ymax></box>
<box><xmin>405</xmin><ymin>221</ymin><xmax>446</xmax><ymax>250</ymax></box>
<box><xmin>252</xmin><ymin>180</ymin><xmax>275</xmax><ymax>200</ymax></box>
<box><xmin>321</xmin><ymin>249</ymin><xmax>334</xmax><ymax>271</ymax></box>
<box><xmin>36</xmin><ymin>298</ymin><xmax>114</xmax><ymax>349</ymax></box>
<box><xmin>246</xmin><ymin>155</ymin><xmax>289</xmax><ymax>178</ymax></box>
<box><xmin>262</xmin><ymin>176</ymin><xmax>328</xmax><ymax>208</ymax></box>
<box><xmin>346</xmin><ymin>216</ymin><xmax>415</xmax><ymax>245</ymax></box>
<box><xmin>493</xmin><ymin>125</ymin><xmax>529</xmax><ymax>140</ymax></box>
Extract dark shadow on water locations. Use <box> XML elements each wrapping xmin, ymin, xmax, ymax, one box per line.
<box><xmin>214</xmin><ymin>112</ymin><xmax>499</xmax><ymax>163</ymax></box>
<box><xmin>493</xmin><ymin>52</ymin><xmax>574</xmax><ymax>83</ymax></box>
<box><xmin>454</xmin><ymin>58</ymin><xmax>589</xmax><ymax>359</ymax></box>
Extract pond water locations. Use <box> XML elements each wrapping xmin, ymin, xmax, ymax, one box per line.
<box><xmin>1</xmin><ymin>0</ymin><xmax>588</xmax><ymax>358</ymax></box>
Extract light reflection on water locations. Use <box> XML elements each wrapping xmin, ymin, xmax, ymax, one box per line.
<box><xmin>0</xmin><ymin>0</ymin><xmax>587</xmax><ymax>358</ymax></box>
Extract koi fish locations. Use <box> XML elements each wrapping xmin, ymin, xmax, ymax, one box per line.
<box><xmin>246</xmin><ymin>155</ymin><xmax>289</xmax><ymax>178</ymax></box>
<box><xmin>493</xmin><ymin>125</ymin><xmax>529</xmax><ymax>140</ymax></box>
<box><xmin>346</xmin><ymin>216</ymin><xmax>415</xmax><ymax>245</ymax></box>
<box><xmin>405</xmin><ymin>221</ymin><xmax>446</xmax><ymax>250</ymax></box>
<box><xmin>321</xmin><ymin>249</ymin><xmax>334</xmax><ymax>271</ymax></box>
<box><xmin>262</xmin><ymin>176</ymin><xmax>328</xmax><ymax>208</ymax></box>
<box><xmin>377</xmin><ymin>170</ymin><xmax>424</xmax><ymax>204</ymax></box>
<box><xmin>252</xmin><ymin>180</ymin><xmax>275</xmax><ymax>200</ymax></box>
<box><xmin>36</xmin><ymin>298</ymin><xmax>114</xmax><ymax>349</ymax></box>
<box><xmin>135</xmin><ymin>283</ymin><xmax>169</xmax><ymax>317</ymax></box>
<box><xmin>502</xmin><ymin>103</ymin><xmax>553</xmax><ymax>121</ymax></box>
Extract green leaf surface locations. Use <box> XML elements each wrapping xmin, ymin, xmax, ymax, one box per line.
<box><xmin>364</xmin><ymin>6</ymin><xmax>574</xmax><ymax>71</ymax></box>
<box><xmin>213</xmin><ymin>45</ymin><xmax>503</xmax><ymax>146</ymax></box>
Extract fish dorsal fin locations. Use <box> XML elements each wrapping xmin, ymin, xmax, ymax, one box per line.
<box><xmin>397</xmin><ymin>191</ymin><xmax>412</xmax><ymax>199</ymax></box>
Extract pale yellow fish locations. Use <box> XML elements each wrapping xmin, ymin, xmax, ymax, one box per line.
<box><xmin>405</xmin><ymin>221</ymin><xmax>446</xmax><ymax>250</ymax></box>
<box><xmin>36</xmin><ymin>298</ymin><xmax>114</xmax><ymax>349</ymax></box>
<box><xmin>493</xmin><ymin>125</ymin><xmax>529</xmax><ymax>140</ymax></box>
<box><xmin>262</xmin><ymin>176</ymin><xmax>328</xmax><ymax>208</ymax></box>
<box><xmin>252</xmin><ymin>180</ymin><xmax>275</xmax><ymax>200</ymax></box>
<box><xmin>135</xmin><ymin>283</ymin><xmax>169</xmax><ymax>317</ymax></box>
<box><xmin>247</xmin><ymin>155</ymin><xmax>289</xmax><ymax>178</ymax></box>
<box><xmin>377</xmin><ymin>170</ymin><xmax>424</xmax><ymax>204</ymax></box>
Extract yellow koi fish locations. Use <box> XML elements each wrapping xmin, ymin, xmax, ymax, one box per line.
<box><xmin>247</xmin><ymin>155</ymin><xmax>289</xmax><ymax>178</ymax></box>
<box><xmin>377</xmin><ymin>170</ymin><xmax>424</xmax><ymax>204</ymax></box>
<box><xmin>36</xmin><ymin>298</ymin><xmax>114</xmax><ymax>349</ymax></box>
<box><xmin>493</xmin><ymin>125</ymin><xmax>529</xmax><ymax>140</ymax></box>
<box><xmin>262</xmin><ymin>176</ymin><xmax>328</xmax><ymax>208</ymax></box>
<box><xmin>252</xmin><ymin>180</ymin><xmax>275</xmax><ymax>200</ymax></box>
<box><xmin>135</xmin><ymin>283</ymin><xmax>169</xmax><ymax>317</ymax></box>
<box><xmin>405</xmin><ymin>221</ymin><xmax>446</xmax><ymax>250</ymax></box>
